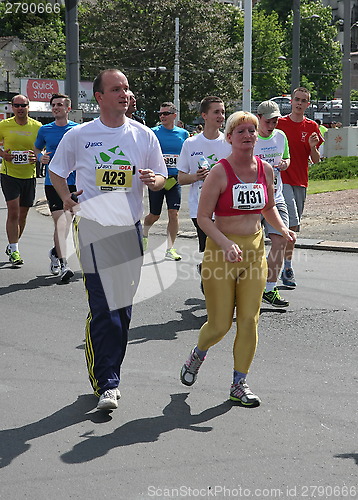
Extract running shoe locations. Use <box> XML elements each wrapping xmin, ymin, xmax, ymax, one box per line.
<box><xmin>142</xmin><ymin>236</ymin><xmax>148</xmax><ymax>251</ymax></box>
<box><xmin>230</xmin><ymin>378</ymin><xmax>261</xmax><ymax>407</ymax></box>
<box><xmin>262</xmin><ymin>287</ymin><xmax>289</xmax><ymax>308</ymax></box>
<box><xmin>280</xmin><ymin>267</ymin><xmax>296</xmax><ymax>288</ymax></box>
<box><xmin>166</xmin><ymin>248</ymin><xmax>181</xmax><ymax>261</ymax></box>
<box><xmin>9</xmin><ymin>250</ymin><xmax>23</xmax><ymax>265</ymax></box>
<box><xmin>180</xmin><ymin>349</ymin><xmax>205</xmax><ymax>386</ymax></box>
<box><xmin>49</xmin><ymin>248</ymin><xmax>61</xmax><ymax>276</ymax></box>
<box><xmin>60</xmin><ymin>265</ymin><xmax>74</xmax><ymax>283</ymax></box>
<box><xmin>97</xmin><ymin>389</ymin><xmax>118</xmax><ymax>410</ymax></box>
<box><xmin>5</xmin><ymin>245</ymin><xmax>11</xmax><ymax>256</ymax></box>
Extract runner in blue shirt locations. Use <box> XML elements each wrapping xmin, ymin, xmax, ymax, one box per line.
<box><xmin>143</xmin><ymin>102</ymin><xmax>189</xmax><ymax>260</ymax></box>
<box><xmin>34</xmin><ymin>93</ymin><xmax>78</xmax><ymax>283</ymax></box>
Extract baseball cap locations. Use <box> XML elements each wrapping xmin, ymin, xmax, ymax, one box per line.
<box><xmin>257</xmin><ymin>100</ymin><xmax>281</xmax><ymax>119</ymax></box>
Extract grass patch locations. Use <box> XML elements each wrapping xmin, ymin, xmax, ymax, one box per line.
<box><xmin>308</xmin><ymin>178</ymin><xmax>358</xmax><ymax>194</ymax></box>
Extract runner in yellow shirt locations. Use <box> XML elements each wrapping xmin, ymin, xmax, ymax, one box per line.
<box><xmin>0</xmin><ymin>94</ymin><xmax>41</xmax><ymax>265</ymax></box>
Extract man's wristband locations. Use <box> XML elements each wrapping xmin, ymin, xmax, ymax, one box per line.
<box><xmin>37</xmin><ymin>153</ymin><xmax>43</xmax><ymax>162</ymax></box>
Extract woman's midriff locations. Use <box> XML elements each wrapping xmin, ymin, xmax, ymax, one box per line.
<box><xmin>214</xmin><ymin>213</ymin><xmax>261</xmax><ymax>236</ymax></box>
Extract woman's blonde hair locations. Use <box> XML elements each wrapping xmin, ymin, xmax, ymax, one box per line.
<box><xmin>224</xmin><ymin>111</ymin><xmax>258</xmax><ymax>141</ymax></box>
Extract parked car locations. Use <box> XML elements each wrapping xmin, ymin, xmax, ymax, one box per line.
<box><xmin>270</xmin><ymin>96</ymin><xmax>291</xmax><ymax>115</ymax></box>
<box><xmin>270</xmin><ymin>95</ymin><xmax>317</xmax><ymax>115</ymax></box>
<box><xmin>321</xmin><ymin>99</ymin><xmax>358</xmax><ymax>111</ymax></box>
<box><xmin>321</xmin><ymin>99</ymin><xmax>342</xmax><ymax>110</ymax></box>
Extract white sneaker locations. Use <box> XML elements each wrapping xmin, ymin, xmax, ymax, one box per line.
<box><xmin>49</xmin><ymin>249</ymin><xmax>60</xmax><ymax>275</ymax></box>
<box><xmin>60</xmin><ymin>265</ymin><xmax>74</xmax><ymax>283</ymax></box>
<box><xmin>97</xmin><ymin>389</ymin><xmax>119</xmax><ymax>410</ymax></box>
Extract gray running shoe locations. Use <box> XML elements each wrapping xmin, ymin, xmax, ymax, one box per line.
<box><xmin>180</xmin><ymin>349</ymin><xmax>205</xmax><ymax>386</ymax></box>
<box><xmin>230</xmin><ymin>378</ymin><xmax>261</xmax><ymax>407</ymax></box>
<box><xmin>60</xmin><ymin>265</ymin><xmax>74</xmax><ymax>283</ymax></box>
<box><xmin>49</xmin><ymin>249</ymin><xmax>60</xmax><ymax>275</ymax></box>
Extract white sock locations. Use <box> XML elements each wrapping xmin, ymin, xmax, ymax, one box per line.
<box><xmin>265</xmin><ymin>282</ymin><xmax>276</xmax><ymax>292</ymax></box>
<box><xmin>9</xmin><ymin>243</ymin><xmax>18</xmax><ymax>253</ymax></box>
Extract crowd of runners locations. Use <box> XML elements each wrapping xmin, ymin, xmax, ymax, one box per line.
<box><xmin>0</xmin><ymin>71</ymin><xmax>323</xmax><ymax>411</ymax></box>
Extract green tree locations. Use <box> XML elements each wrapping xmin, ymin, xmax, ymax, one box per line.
<box><xmin>283</xmin><ymin>1</ymin><xmax>342</xmax><ymax>99</ymax></box>
<box><xmin>13</xmin><ymin>18</ymin><xmax>66</xmax><ymax>79</ymax></box>
<box><xmin>79</xmin><ymin>0</ymin><xmax>244</xmax><ymax>125</ymax></box>
<box><xmin>0</xmin><ymin>1</ymin><xmax>66</xmax><ymax>79</ymax></box>
<box><xmin>251</xmin><ymin>9</ymin><xmax>290</xmax><ymax>100</ymax></box>
<box><xmin>256</xmin><ymin>0</ymin><xmax>291</xmax><ymax>24</ymax></box>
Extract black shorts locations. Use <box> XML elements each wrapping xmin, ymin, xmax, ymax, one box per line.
<box><xmin>45</xmin><ymin>184</ymin><xmax>77</xmax><ymax>212</ymax></box>
<box><xmin>0</xmin><ymin>173</ymin><xmax>36</xmax><ymax>207</ymax></box>
<box><xmin>191</xmin><ymin>218</ymin><xmax>207</xmax><ymax>253</ymax></box>
<box><xmin>148</xmin><ymin>177</ymin><xmax>181</xmax><ymax>215</ymax></box>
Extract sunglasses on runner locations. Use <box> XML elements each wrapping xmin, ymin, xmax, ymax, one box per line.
<box><xmin>158</xmin><ymin>111</ymin><xmax>174</xmax><ymax>116</ymax></box>
<box><xmin>13</xmin><ymin>103</ymin><xmax>29</xmax><ymax>108</ymax></box>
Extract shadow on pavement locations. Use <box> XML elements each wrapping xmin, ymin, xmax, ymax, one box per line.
<box><xmin>61</xmin><ymin>393</ymin><xmax>233</xmax><ymax>464</ymax></box>
<box><xmin>0</xmin><ymin>394</ymin><xmax>99</xmax><ymax>468</ymax></box>
<box><xmin>128</xmin><ymin>297</ymin><xmax>207</xmax><ymax>344</ymax></box>
<box><xmin>334</xmin><ymin>453</ymin><xmax>358</xmax><ymax>465</ymax></box>
<box><xmin>0</xmin><ymin>271</ymin><xmax>82</xmax><ymax>295</ymax></box>
<box><xmin>0</xmin><ymin>393</ymin><xmax>233</xmax><ymax>468</ymax></box>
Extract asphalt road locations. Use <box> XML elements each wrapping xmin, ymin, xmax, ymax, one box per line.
<box><xmin>0</xmin><ymin>181</ymin><xmax>357</xmax><ymax>500</ymax></box>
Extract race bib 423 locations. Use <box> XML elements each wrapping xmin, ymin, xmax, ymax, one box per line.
<box><xmin>95</xmin><ymin>163</ymin><xmax>133</xmax><ymax>191</ymax></box>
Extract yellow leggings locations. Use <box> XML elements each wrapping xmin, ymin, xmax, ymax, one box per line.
<box><xmin>198</xmin><ymin>230</ymin><xmax>267</xmax><ymax>374</ymax></box>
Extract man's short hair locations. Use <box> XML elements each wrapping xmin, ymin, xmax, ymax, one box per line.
<box><xmin>93</xmin><ymin>69</ymin><xmax>124</xmax><ymax>102</ymax></box>
<box><xmin>292</xmin><ymin>86</ymin><xmax>310</xmax><ymax>100</ymax></box>
<box><xmin>159</xmin><ymin>102</ymin><xmax>177</xmax><ymax>112</ymax></box>
<box><xmin>11</xmin><ymin>94</ymin><xmax>29</xmax><ymax>105</ymax></box>
<box><xmin>200</xmin><ymin>96</ymin><xmax>223</xmax><ymax>114</ymax></box>
<box><xmin>50</xmin><ymin>93</ymin><xmax>71</xmax><ymax>107</ymax></box>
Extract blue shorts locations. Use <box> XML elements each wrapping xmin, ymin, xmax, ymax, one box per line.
<box><xmin>148</xmin><ymin>177</ymin><xmax>181</xmax><ymax>215</ymax></box>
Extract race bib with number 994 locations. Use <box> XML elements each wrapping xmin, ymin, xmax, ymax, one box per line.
<box><xmin>232</xmin><ymin>182</ymin><xmax>265</xmax><ymax>210</ymax></box>
<box><xmin>12</xmin><ymin>151</ymin><xmax>29</xmax><ymax>164</ymax></box>
<box><xmin>163</xmin><ymin>154</ymin><xmax>179</xmax><ymax>167</ymax></box>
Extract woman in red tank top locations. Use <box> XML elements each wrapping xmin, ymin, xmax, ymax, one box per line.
<box><xmin>180</xmin><ymin>111</ymin><xmax>296</xmax><ymax>407</ymax></box>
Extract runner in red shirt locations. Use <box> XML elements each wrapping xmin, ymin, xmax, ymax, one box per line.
<box><xmin>276</xmin><ymin>87</ymin><xmax>323</xmax><ymax>288</ymax></box>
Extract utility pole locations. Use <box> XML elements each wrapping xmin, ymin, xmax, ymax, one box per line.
<box><xmin>342</xmin><ymin>0</ymin><xmax>351</xmax><ymax>126</ymax></box>
<box><xmin>291</xmin><ymin>0</ymin><xmax>300</xmax><ymax>93</ymax></box>
<box><xmin>242</xmin><ymin>0</ymin><xmax>252</xmax><ymax>111</ymax></box>
<box><xmin>174</xmin><ymin>18</ymin><xmax>180</xmax><ymax>123</ymax></box>
<box><xmin>65</xmin><ymin>0</ymin><xmax>80</xmax><ymax>109</ymax></box>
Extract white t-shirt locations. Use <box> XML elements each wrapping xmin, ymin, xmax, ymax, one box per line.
<box><xmin>49</xmin><ymin>117</ymin><xmax>167</xmax><ymax>226</ymax></box>
<box><xmin>254</xmin><ymin>128</ymin><xmax>290</xmax><ymax>205</ymax></box>
<box><xmin>177</xmin><ymin>132</ymin><xmax>231</xmax><ymax>218</ymax></box>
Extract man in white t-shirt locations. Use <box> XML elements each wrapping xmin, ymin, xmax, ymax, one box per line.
<box><xmin>49</xmin><ymin>69</ymin><xmax>167</xmax><ymax>411</ymax></box>
<box><xmin>254</xmin><ymin>100</ymin><xmax>290</xmax><ymax>308</ymax></box>
<box><xmin>178</xmin><ymin>96</ymin><xmax>231</xmax><ymax>253</ymax></box>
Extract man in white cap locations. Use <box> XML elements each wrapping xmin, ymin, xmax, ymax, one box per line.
<box><xmin>254</xmin><ymin>100</ymin><xmax>291</xmax><ymax>307</ymax></box>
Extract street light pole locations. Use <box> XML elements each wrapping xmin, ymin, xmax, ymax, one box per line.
<box><xmin>291</xmin><ymin>0</ymin><xmax>300</xmax><ymax>93</ymax></box>
<box><xmin>342</xmin><ymin>0</ymin><xmax>351</xmax><ymax>127</ymax></box>
<box><xmin>174</xmin><ymin>17</ymin><xmax>180</xmax><ymax>123</ymax></box>
<box><xmin>242</xmin><ymin>0</ymin><xmax>252</xmax><ymax>111</ymax></box>
<box><xmin>65</xmin><ymin>0</ymin><xmax>80</xmax><ymax>110</ymax></box>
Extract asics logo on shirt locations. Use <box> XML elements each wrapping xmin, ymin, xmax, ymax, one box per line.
<box><xmin>190</xmin><ymin>151</ymin><xmax>204</xmax><ymax>156</ymax></box>
<box><xmin>85</xmin><ymin>141</ymin><xmax>103</xmax><ymax>148</ymax></box>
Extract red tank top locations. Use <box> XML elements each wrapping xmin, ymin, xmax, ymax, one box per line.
<box><xmin>215</xmin><ymin>157</ymin><xmax>268</xmax><ymax>216</ymax></box>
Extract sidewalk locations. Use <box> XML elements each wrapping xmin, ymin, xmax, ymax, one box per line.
<box><xmin>34</xmin><ymin>181</ymin><xmax>358</xmax><ymax>253</ymax></box>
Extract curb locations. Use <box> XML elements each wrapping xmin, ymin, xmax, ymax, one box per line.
<box><xmin>35</xmin><ymin>198</ymin><xmax>358</xmax><ymax>254</ymax></box>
